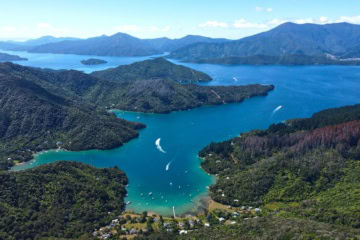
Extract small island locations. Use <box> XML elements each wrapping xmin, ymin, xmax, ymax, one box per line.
<box><xmin>81</xmin><ymin>58</ymin><xmax>107</xmax><ymax>65</ymax></box>
<box><xmin>0</xmin><ymin>52</ymin><xmax>27</xmax><ymax>61</ymax></box>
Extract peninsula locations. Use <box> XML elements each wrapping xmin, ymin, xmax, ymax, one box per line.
<box><xmin>0</xmin><ymin>52</ymin><xmax>27</xmax><ymax>61</ymax></box>
<box><xmin>0</xmin><ymin>62</ymin><xmax>145</xmax><ymax>170</ymax></box>
<box><xmin>91</xmin><ymin>58</ymin><xmax>274</xmax><ymax>113</ymax></box>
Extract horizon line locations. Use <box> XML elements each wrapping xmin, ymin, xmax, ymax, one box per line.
<box><xmin>0</xmin><ymin>21</ymin><xmax>356</xmax><ymax>42</ymax></box>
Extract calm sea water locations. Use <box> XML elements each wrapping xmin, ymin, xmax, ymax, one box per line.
<box><xmin>0</xmin><ymin>50</ymin><xmax>164</xmax><ymax>73</ymax></box>
<box><xmin>8</xmin><ymin>50</ymin><xmax>360</xmax><ymax>215</ymax></box>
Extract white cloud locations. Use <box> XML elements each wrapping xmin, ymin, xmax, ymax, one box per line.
<box><xmin>319</xmin><ymin>16</ymin><xmax>329</xmax><ymax>23</ymax></box>
<box><xmin>294</xmin><ymin>18</ymin><xmax>315</xmax><ymax>24</ymax></box>
<box><xmin>233</xmin><ymin>19</ymin><xmax>267</xmax><ymax>29</ymax></box>
<box><xmin>336</xmin><ymin>16</ymin><xmax>360</xmax><ymax>24</ymax></box>
<box><xmin>198</xmin><ymin>15</ymin><xmax>349</xmax><ymax>32</ymax></box>
<box><xmin>266</xmin><ymin>8</ymin><xmax>273</xmax><ymax>13</ymax></box>
<box><xmin>265</xmin><ymin>17</ymin><xmax>332</xmax><ymax>26</ymax></box>
<box><xmin>267</xmin><ymin>18</ymin><xmax>287</xmax><ymax>26</ymax></box>
<box><xmin>199</xmin><ymin>21</ymin><xmax>228</xmax><ymax>28</ymax></box>
<box><xmin>294</xmin><ymin>17</ymin><xmax>333</xmax><ymax>24</ymax></box>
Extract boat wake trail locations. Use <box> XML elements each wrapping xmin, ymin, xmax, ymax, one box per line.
<box><xmin>272</xmin><ymin>105</ymin><xmax>282</xmax><ymax>115</ymax></box>
<box><xmin>155</xmin><ymin>138</ymin><xmax>166</xmax><ymax>153</ymax></box>
<box><xmin>233</xmin><ymin>77</ymin><xmax>238</xmax><ymax>82</ymax></box>
<box><xmin>166</xmin><ymin>161</ymin><xmax>172</xmax><ymax>171</ymax></box>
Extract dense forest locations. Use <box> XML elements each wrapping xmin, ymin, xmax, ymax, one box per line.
<box><xmin>91</xmin><ymin>79</ymin><xmax>274</xmax><ymax>113</ymax></box>
<box><xmin>197</xmin><ymin>104</ymin><xmax>360</xmax><ymax>231</ymax></box>
<box><xmin>89</xmin><ymin>58</ymin><xmax>274</xmax><ymax>113</ymax></box>
<box><xmin>0</xmin><ymin>161</ymin><xmax>128</xmax><ymax>240</ymax></box>
<box><xmin>135</xmin><ymin>216</ymin><xmax>360</xmax><ymax>240</ymax></box>
<box><xmin>91</xmin><ymin>58</ymin><xmax>212</xmax><ymax>83</ymax></box>
<box><xmin>0</xmin><ymin>62</ymin><xmax>145</xmax><ymax>169</ymax></box>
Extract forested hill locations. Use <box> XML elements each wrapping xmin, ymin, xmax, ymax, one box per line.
<box><xmin>89</xmin><ymin>58</ymin><xmax>273</xmax><ymax>113</ymax></box>
<box><xmin>198</xmin><ymin>104</ymin><xmax>360</xmax><ymax>231</ymax></box>
<box><xmin>50</xmin><ymin>58</ymin><xmax>273</xmax><ymax>114</ymax></box>
<box><xmin>0</xmin><ymin>61</ymin><xmax>273</xmax><ymax>168</ymax></box>
<box><xmin>0</xmin><ymin>161</ymin><xmax>128</xmax><ymax>240</ymax></box>
<box><xmin>91</xmin><ymin>58</ymin><xmax>212</xmax><ymax>83</ymax></box>
<box><xmin>93</xmin><ymin>79</ymin><xmax>274</xmax><ymax>113</ymax></box>
<box><xmin>0</xmin><ymin>62</ymin><xmax>145</xmax><ymax>170</ymax></box>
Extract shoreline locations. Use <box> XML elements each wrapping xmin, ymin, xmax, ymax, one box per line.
<box><xmin>11</xmin><ymin>150</ymin><xmax>218</xmax><ymax>217</ymax></box>
<box><xmin>9</xmin><ymin>122</ymin><xmax>144</xmax><ymax>171</ymax></box>
<box><xmin>110</xmin><ymin>85</ymin><xmax>274</xmax><ymax>115</ymax></box>
<box><xmin>10</xmin><ymin>149</ymin><xmax>62</xmax><ymax>171</ymax></box>
<box><xmin>124</xmin><ymin>155</ymin><xmax>216</xmax><ymax>217</ymax></box>
<box><xmin>125</xmin><ymin>194</ymin><xmax>212</xmax><ymax>218</ymax></box>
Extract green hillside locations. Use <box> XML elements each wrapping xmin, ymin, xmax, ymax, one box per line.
<box><xmin>0</xmin><ymin>161</ymin><xmax>128</xmax><ymax>240</ymax></box>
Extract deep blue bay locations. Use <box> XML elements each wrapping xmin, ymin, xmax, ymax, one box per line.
<box><xmin>8</xmin><ymin>50</ymin><xmax>360</xmax><ymax>215</ymax></box>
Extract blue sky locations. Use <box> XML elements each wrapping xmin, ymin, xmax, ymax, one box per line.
<box><xmin>1</xmin><ymin>0</ymin><xmax>360</xmax><ymax>40</ymax></box>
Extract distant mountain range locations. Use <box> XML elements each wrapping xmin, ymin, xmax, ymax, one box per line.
<box><xmin>28</xmin><ymin>33</ymin><xmax>159</xmax><ymax>56</ymax></box>
<box><xmin>1</xmin><ymin>22</ymin><xmax>359</xmax><ymax>63</ymax></box>
<box><xmin>0</xmin><ymin>36</ymin><xmax>80</xmax><ymax>51</ymax></box>
<box><xmin>28</xmin><ymin>34</ymin><xmax>230</xmax><ymax>56</ymax></box>
<box><xmin>0</xmin><ymin>34</ymin><xmax>230</xmax><ymax>57</ymax></box>
<box><xmin>144</xmin><ymin>35</ymin><xmax>230</xmax><ymax>53</ymax></box>
<box><xmin>169</xmin><ymin>22</ymin><xmax>360</xmax><ymax>64</ymax></box>
<box><xmin>10</xmin><ymin>36</ymin><xmax>80</xmax><ymax>46</ymax></box>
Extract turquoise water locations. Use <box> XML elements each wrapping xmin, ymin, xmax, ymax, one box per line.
<box><xmin>8</xmin><ymin>50</ymin><xmax>360</xmax><ymax>215</ymax></box>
